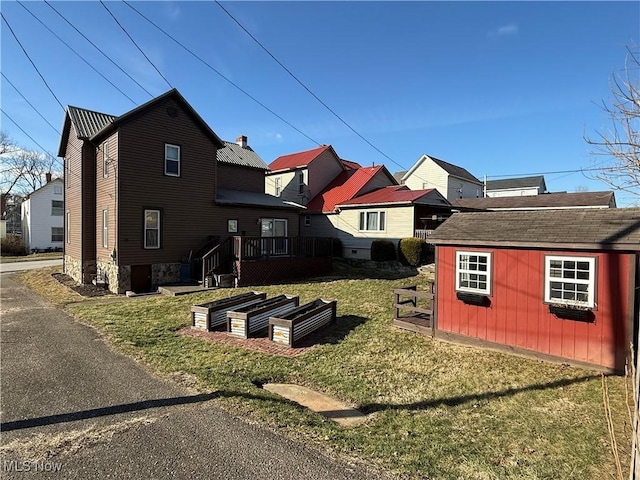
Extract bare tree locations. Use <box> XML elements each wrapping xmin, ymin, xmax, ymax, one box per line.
<box><xmin>0</xmin><ymin>130</ymin><xmax>59</xmax><ymax>196</ymax></box>
<box><xmin>585</xmin><ymin>46</ymin><xmax>640</xmax><ymax>200</ymax></box>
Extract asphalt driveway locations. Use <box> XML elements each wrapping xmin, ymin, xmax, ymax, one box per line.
<box><xmin>0</xmin><ymin>274</ymin><xmax>381</xmax><ymax>479</ymax></box>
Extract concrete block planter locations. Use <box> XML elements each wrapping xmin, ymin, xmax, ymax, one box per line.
<box><xmin>191</xmin><ymin>292</ymin><xmax>266</xmax><ymax>331</ymax></box>
<box><xmin>269</xmin><ymin>298</ymin><xmax>337</xmax><ymax>347</ymax></box>
<box><xmin>227</xmin><ymin>295</ymin><xmax>299</xmax><ymax>339</ymax></box>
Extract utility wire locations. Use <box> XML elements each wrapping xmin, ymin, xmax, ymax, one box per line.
<box><xmin>16</xmin><ymin>1</ymin><xmax>137</xmax><ymax>105</ymax></box>
<box><xmin>1</xmin><ymin>109</ymin><xmax>57</xmax><ymax>163</ymax></box>
<box><xmin>214</xmin><ymin>1</ymin><xmax>405</xmax><ymax>171</ymax></box>
<box><xmin>122</xmin><ymin>0</ymin><xmax>322</xmax><ymax>146</ymax></box>
<box><xmin>1</xmin><ymin>12</ymin><xmax>65</xmax><ymax>111</ymax></box>
<box><xmin>99</xmin><ymin>0</ymin><xmax>173</xmax><ymax>90</ymax></box>
<box><xmin>44</xmin><ymin>0</ymin><xmax>154</xmax><ymax>98</ymax></box>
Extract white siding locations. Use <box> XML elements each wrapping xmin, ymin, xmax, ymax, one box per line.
<box><xmin>265</xmin><ymin>170</ymin><xmax>301</xmax><ymax>204</ymax></box>
<box><xmin>305</xmin><ymin>206</ymin><xmax>414</xmax><ymax>259</ymax></box>
<box><xmin>403</xmin><ymin>156</ymin><xmax>449</xmax><ymax>195</ymax></box>
<box><xmin>486</xmin><ymin>186</ymin><xmax>540</xmax><ymax>198</ymax></box>
<box><xmin>446</xmin><ymin>177</ymin><xmax>483</xmax><ymax>200</ymax></box>
<box><xmin>21</xmin><ymin>179</ymin><xmax>64</xmax><ymax>251</ymax></box>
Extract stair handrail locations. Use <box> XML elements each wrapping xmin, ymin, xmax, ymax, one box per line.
<box><xmin>201</xmin><ymin>237</ymin><xmax>232</xmax><ymax>282</ymax></box>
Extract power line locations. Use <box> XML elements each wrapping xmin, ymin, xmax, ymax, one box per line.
<box><xmin>99</xmin><ymin>1</ymin><xmax>173</xmax><ymax>90</ymax></box>
<box><xmin>122</xmin><ymin>0</ymin><xmax>322</xmax><ymax>146</ymax></box>
<box><xmin>1</xmin><ymin>12</ymin><xmax>65</xmax><ymax>111</ymax></box>
<box><xmin>44</xmin><ymin>0</ymin><xmax>154</xmax><ymax>98</ymax></box>
<box><xmin>16</xmin><ymin>1</ymin><xmax>137</xmax><ymax>105</ymax></box>
<box><xmin>213</xmin><ymin>1</ymin><xmax>407</xmax><ymax>174</ymax></box>
<box><xmin>1</xmin><ymin>109</ymin><xmax>57</xmax><ymax>163</ymax></box>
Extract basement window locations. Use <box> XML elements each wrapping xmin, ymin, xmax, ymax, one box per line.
<box><xmin>455</xmin><ymin>251</ymin><xmax>492</xmax><ymax>295</ymax></box>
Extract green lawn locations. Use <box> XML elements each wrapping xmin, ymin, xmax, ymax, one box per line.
<box><xmin>17</xmin><ymin>266</ymin><xmax>632</xmax><ymax>479</ymax></box>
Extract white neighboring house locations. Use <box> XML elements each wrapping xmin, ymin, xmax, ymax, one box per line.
<box><xmin>399</xmin><ymin>154</ymin><xmax>483</xmax><ymax>201</ymax></box>
<box><xmin>485</xmin><ymin>175</ymin><xmax>547</xmax><ymax>197</ymax></box>
<box><xmin>21</xmin><ymin>177</ymin><xmax>64</xmax><ymax>252</ymax></box>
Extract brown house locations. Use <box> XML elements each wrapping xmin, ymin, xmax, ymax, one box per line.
<box><xmin>58</xmin><ymin>89</ymin><xmax>321</xmax><ymax>293</ymax></box>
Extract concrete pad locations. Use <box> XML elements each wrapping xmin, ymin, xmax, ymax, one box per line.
<box><xmin>263</xmin><ymin>383</ymin><xmax>367</xmax><ymax>427</ymax></box>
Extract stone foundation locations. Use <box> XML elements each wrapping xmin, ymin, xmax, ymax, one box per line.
<box><xmin>96</xmin><ymin>260</ymin><xmax>131</xmax><ymax>294</ymax></box>
<box><xmin>152</xmin><ymin>263</ymin><xmax>181</xmax><ymax>286</ymax></box>
<box><xmin>64</xmin><ymin>255</ymin><xmax>82</xmax><ymax>284</ymax></box>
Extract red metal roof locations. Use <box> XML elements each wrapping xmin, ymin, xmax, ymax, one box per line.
<box><xmin>338</xmin><ymin>185</ymin><xmax>448</xmax><ymax>207</ymax></box>
<box><xmin>268</xmin><ymin>145</ymin><xmax>331</xmax><ymax>172</ymax></box>
<box><xmin>306</xmin><ymin>166</ymin><xmax>386</xmax><ymax>213</ymax></box>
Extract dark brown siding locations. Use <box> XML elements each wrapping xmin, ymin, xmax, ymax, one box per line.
<box><xmin>96</xmin><ymin>133</ymin><xmax>118</xmax><ymax>262</ymax></box>
<box><xmin>81</xmin><ymin>142</ymin><xmax>96</xmax><ymax>278</ymax></box>
<box><xmin>117</xmin><ymin>98</ymin><xmax>219</xmax><ymax>265</ymax></box>
<box><xmin>64</xmin><ymin>132</ymin><xmax>83</xmax><ymax>260</ymax></box>
<box><xmin>217</xmin><ymin>164</ymin><xmax>265</xmax><ymax>193</ymax></box>
<box><xmin>213</xmin><ymin>206</ymin><xmax>300</xmax><ymax>237</ymax></box>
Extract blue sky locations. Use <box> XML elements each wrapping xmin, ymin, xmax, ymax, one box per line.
<box><xmin>2</xmin><ymin>1</ymin><xmax>639</xmax><ymax>205</ymax></box>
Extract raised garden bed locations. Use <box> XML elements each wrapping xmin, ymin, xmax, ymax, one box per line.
<box><xmin>227</xmin><ymin>294</ymin><xmax>299</xmax><ymax>339</ymax></box>
<box><xmin>191</xmin><ymin>291</ymin><xmax>266</xmax><ymax>331</ymax></box>
<box><xmin>269</xmin><ymin>298</ymin><xmax>337</xmax><ymax>347</ymax></box>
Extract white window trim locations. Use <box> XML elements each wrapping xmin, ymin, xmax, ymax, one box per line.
<box><xmin>102</xmin><ymin>141</ymin><xmax>109</xmax><ymax>178</ymax></box>
<box><xmin>66</xmin><ymin>211</ymin><xmax>70</xmax><ymax>243</ymax></box>
<box><xmin>544</xmin><ymin>255</ymin><xmax>596</xmax><ymax>308</ymax></box>
<box><xmin>298</xmin><ymin>171</ymin><xmax>304</xmax><ymax>195</ymax></box>
<box><xmin>359</xmin><ymin>211</ymin><xmax>386</xmax><ymax>232</ymax></box>
<box><xmin>102</xmin><ymin>209</ymin><xmax>108</xmax><ymax>248</ymax></box>
<box><xmin>275</xmin><ymin>177</ymin><xmax>281</xmax><ymax>197</ymax></box>
<box><xmin>455</xmin><ymin>251</ymin><xmax>492</xmax><ymax>295</ymax></box>
<box><xmin>164</xmin><ymin>144</ymin><xmax>180</xmax><ymax>177</ymax></box>
<box><xmin>51</xmin><ymin>200</ymin><xmax>64</xmax><ymax>216</ymax></box>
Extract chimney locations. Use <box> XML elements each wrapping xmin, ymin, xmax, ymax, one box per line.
<box><xmin>45</xmin><ymin>172</ymin><xmax>52</xmax><ymax>183</ymax></box>
<box><xmin>236</xmin><ymin>135</ymin><xmax>247</xmax><ymax>148</ymax></box>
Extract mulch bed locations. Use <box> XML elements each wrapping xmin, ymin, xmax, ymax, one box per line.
<box><xmin>52</xmin><ymin>273</ymin><xmax>112</xmax><ymax>298</ymax></box>
<box><xmin>178</xmin><ymin>327</ymin><xmax>320</xmax><ymax>358</ymax></box>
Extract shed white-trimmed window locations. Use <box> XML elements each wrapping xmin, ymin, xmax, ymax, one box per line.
<box><xmin>455</xmin><ymin>251</ymin><xmax>492</xmax><ymax>295</ymax></box>
<box><xmin>544</xmin><ymin>256</ymin><xmax>596</xmax><ymax>308</ymax></box>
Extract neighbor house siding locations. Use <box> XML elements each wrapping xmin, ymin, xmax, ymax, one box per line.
<box><xmin>116</xmin><ymin>97</ymin><xmax>219</xmax><ymax>266</ymax></box>
<box><xmin>217</xmin><ymin>163</ymin><xmax>265</xmax><ymax>193</ymax></box>
<box><xmin>266</xmin><ymin>169</ymin><xmax>299</xmax><ymax>203</ymax></box>
<box><xmin>435</xmin><ymin>245</ymin><xmax>631</xmax><ymax>370</ymax></box>
<box><xmin>445</xmin><ymin>177</ymin><xmax>482</xmax><ymax>200</ymax></box>
<box><xmin>21</xmin><ymin>180</ymin><xmax>64</xmax><ymax>251</ymax></box>
<box><xmin>306</xmin><ymin>150</ymin><xmax>344</xmax><ymax>201</ymax></box>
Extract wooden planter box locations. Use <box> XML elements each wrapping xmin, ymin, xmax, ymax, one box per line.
<box><xmin>269</xmin><ymin>298</ymin><xmax>337</xmax><ymax>347</ymax></box>
<box><xmin>191</xmin><ymin>292</ymin><xmax>266</xmax><ymax>331</ymax></box>
<box><xmin>227</xmin><ymin>295</ymin><xmax>299</xmax><ymax>339</ymax></box>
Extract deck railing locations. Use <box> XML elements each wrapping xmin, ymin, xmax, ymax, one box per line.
<box><xmin>234</xmin><ymin>236</ymin><xmax>333</xmax><ymax>261</ymax></box>
<box><xmin>414</xmin><ymin>229</ymin><xmax>434</xmax><ymax>240</ymax></box>
<box><xmin>201</xmin><ymin>237</ymin><xmax>233</xmax><ymax>282</ymax></box>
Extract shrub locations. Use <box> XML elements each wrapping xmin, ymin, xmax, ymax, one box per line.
<box><xmin>332</xmin><ymin>237</ymin><xmax>343</xmax><ymax>257</ymax></box>
<box><xmin>370</xmin><ymin>239</ymin><xmax>396</xmax><ymax>261</ymax></box>
<box><xmin>398</xmin><ymin>237</ymin><xmax>426</xmax><ymax>267</ymax></box>
<box><xmin>1</xmin><ymin>234</ymin><xmax>27</xmax><ymax>256</ymax></box>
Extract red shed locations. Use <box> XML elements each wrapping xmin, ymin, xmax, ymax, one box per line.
<box><xmin>427</xmin><ymin>208</ymin><xmax>640</xmax><ymax>372</ymax></box>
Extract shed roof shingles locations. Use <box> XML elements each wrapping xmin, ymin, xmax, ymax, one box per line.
<box><xmin>428</xmin><ymin>208</ymin><xmax>640</xmax><ymax>249</ymax></box>
<box><xmin>452</xmin><ymin>191</ymin><xmax>615</xmax><ymax>210</ymax></box>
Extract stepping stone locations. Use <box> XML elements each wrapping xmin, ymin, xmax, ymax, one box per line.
<box><xmin>263</xmin><ymin>383</ymin><xmax>367</xmax><ymax>427</ymax></box>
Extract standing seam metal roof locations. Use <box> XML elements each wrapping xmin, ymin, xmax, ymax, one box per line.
<box><xmin>67</xmin><ymin>106</ymin><xmax>115</xmax><ymax>139</ymax></box>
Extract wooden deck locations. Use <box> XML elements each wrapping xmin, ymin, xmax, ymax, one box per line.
<box><xmin>392</xmin><ymin>285</ymin><xmax>435</xmax><ymax>337</ymax></box>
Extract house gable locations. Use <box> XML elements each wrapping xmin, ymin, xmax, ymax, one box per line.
<box><xmin>401</xmin><ymin>154</ymin><xmax>481</xmax><ymax>200</ymax></box>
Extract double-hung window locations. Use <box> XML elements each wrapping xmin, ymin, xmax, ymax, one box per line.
<box><xmin>275</xmin><ymin>177</ymin><xmax>281</xmax><ymax>197</ymax></box>
<box><xmin>144</xmin><ymin>209</ymin><xmax>160</xmax><ymax>249</ymax></box>
<box><xmin>51</xmin><ymin>227</ymin><xmax>64</xmax><ymax>243</ymax></box>
<box><xmin>51</xmin><ymin>200</ymin><xmax>64</xmax><ymax>216</ymax></box>
<box><xmin>544</xmin><ymin>256</ymin><xmax>596</xmax><ymax>308</ymax></box>
<box><xmin>359</xmin><ymin>211</ymin><xmax>385</xmax><ymax>232</ymax></box>
<box><xmin>297</xmin><ymin>171</ymin><xmax>304</xmax><ymax>195</ymax></box>
<box><xmin>456</xmin><ymin>251</ymin><xmax>492</xmax><ymax>295</ymax></box>
<box><xmin>165</xmin><ymin>144</ymin><xmax>180</xmax><ymax>177</ymax></box>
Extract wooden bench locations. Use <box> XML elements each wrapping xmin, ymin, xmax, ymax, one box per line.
<box><xmin>392</xmin><ymin>285</ymin><xmax>434</xmax><ymax>336</ymax></box>
<box><xmin>191</xmin><ymin>292</ymin><xmax>266</xmax><ymax>331</ymax></box>
<box><xmin>269</xmin><ymin>298</ymin><xmax>337</xmax><ymax>347</ymax></box>
<box><xmin>227</xmin><ymin>295</ymin><xmax>299</xmax><ymax>339</ymax></box>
